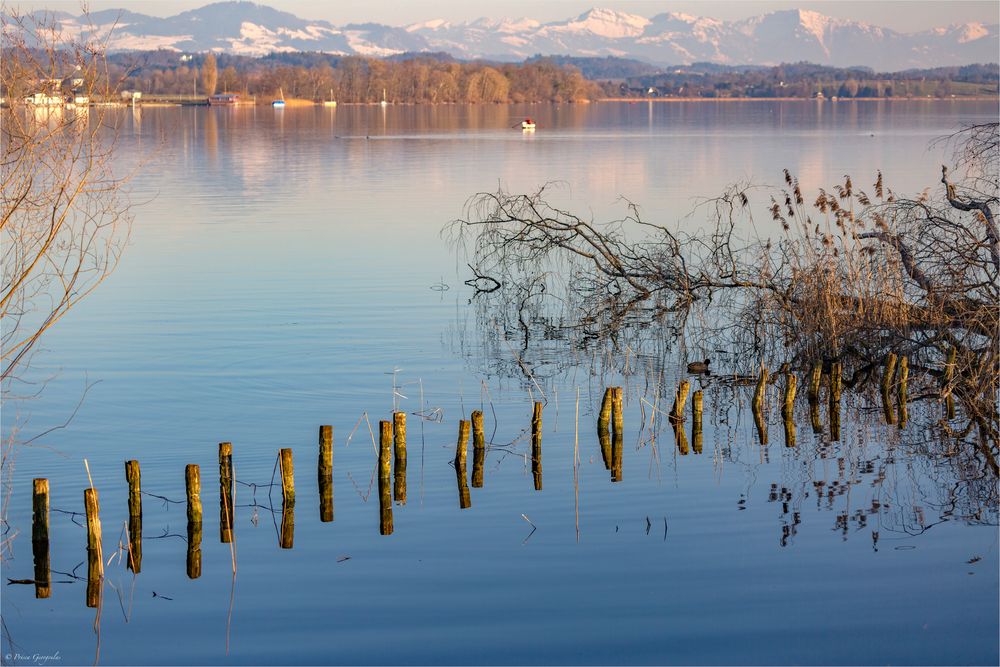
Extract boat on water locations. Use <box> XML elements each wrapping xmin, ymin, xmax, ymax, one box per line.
<box><xmin>380</xmin><ymin>88</ymin><xmax>388</xmax><ymax>107</ymax></box>
<box><xmin>323</xmin><ymin>89</ymin><xmax>337</xmax><ymax>107</ymax></box>
<box><xmin>521</xmin><ymin>118</ymin><xmax>536</xmax><ymax>130</ymax></box>
<box><xmin>272</xmin><ymin>88</ymin><xmax>286</xmax><ymax>108</ymax></box>
<box><xmin>208</xmin><ymin>93</ymin><xmax>240</xmax><ymax>106</ymax></box>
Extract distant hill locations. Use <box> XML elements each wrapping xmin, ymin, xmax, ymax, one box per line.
<box><xmin>5</xmin><ymin>2</ymin><xmax>997</xmax><ymax>71</ymax></box>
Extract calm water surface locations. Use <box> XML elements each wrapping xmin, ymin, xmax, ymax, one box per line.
<box><xmin>3</xmin><ymin>101</ymin><xmax>998</xmax><ymax>665</ymax></box>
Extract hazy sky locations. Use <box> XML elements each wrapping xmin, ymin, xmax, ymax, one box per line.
<box><xmin>7</xmin><ymin>0</ymin><xmax>999</xmax><ymax>32</ymax></box>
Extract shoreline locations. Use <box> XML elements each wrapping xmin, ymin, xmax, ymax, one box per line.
<box><xmin>597</xmin><ymin>96</ymin><xmax>999</xmax><ymax>103</ymax></box>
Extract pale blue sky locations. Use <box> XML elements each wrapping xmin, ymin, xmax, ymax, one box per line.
<box><xmin>6</xmin><ymin>0</ymin><xmax>998</xmax><ymax>31</ymax></box>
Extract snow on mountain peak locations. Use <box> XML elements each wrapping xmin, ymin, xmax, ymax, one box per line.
<box><xmin>553</xmin><ymin>7</ymin><xmax>651</xmax><ymax>38</ymax></box>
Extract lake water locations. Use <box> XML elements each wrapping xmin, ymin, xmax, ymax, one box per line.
<box><xmin>2</xmin><ymin>101</ymin><xmax>998</xmax><ymax>665</ymax></box>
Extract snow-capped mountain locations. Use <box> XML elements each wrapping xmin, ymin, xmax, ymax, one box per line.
<box><xmin>6</xmin><ymin>2</ymin><xmax>997</xmax><ymax>70</ymax></box>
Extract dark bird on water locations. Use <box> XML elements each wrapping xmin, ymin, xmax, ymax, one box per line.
<box><xmin>687</xmin><ymin>358</ymin><xmax>711</xmax><ymax>374</ymax></box>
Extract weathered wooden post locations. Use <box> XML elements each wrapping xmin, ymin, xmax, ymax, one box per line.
<box><xmin>829</xmin><ymin>361</ymin><xmax>842</xmax><ymax>441</ymax></box>
<box><xmin>807</xmin><ymin>362</ymin><xmax>823</xmax><ymax>404</ymax></box>
<box><xmin>611</xmin><ymin>387</ymin><xmax>624</xmax><ymax>438</ymax></box>
<box><xmin>531</xmin><ymin>402</ymin><xmax>543</xmax><ymax>491</ymax></box>
<box><xmin>84</xmin><ymin>487</ymin><xmax>102</xmax><ymax>607</ymax></box>
<box><xmin>125</xmin><ymin>460</ymin><xmax>142</xmax><ymax>572</ymax></box>
<box><xmin>84</xmin><ymin>488</ymin><xmax>102</xmax><ymax>566</ymax></box>
<box><xmin>782</xmin><ymin>373</ymin><xmax>797</xmax><ymax>419</ymax></box>
<box><xmin>393</xmin><ymin>412</ymin><xmax>407</xmax><ymax>505</ymax></box>
<box><xmin>752</xmin><ymin>366</ymin><xmax>769</xmax><ymax>445</ymax></box>
<box><xmin>378</xmin><ymin>420</ymin><xmax>394</xmax><ymax>534</ymax></box>
<box><xmin>219</xmin><ymin>442</ymin><xmax>234</xmax><ymax>542</ymax></box>
<box><xmin>598</xmin><ymin>388</ymin><xmax>613</xmax><ymax>433</ymax></box>
<box><xmin>471</xmin><ymin>410</ymin><xmax>485</xmax><ymax>488</ymax></box>
<box><xmin>318</xmin><ymin>427</ymin><xmax>333</xmax><ymax>523</ymax></box>
<box><xmin>32</xmin><ymin>479</ymin><xmax>50</xmax><ymax>598</ymax></box>
<box><xmin>455</xmin><ymin>419</ymin><xmax>471</xmax><ymax>509</ymax></box>
<box><xmin>881</xmin><ymin>352</ymin><xmax>898</xmax><ymax>425</ymax></box>
<box><xmin>691</xmin><ymin>390</ymin><xmax>704</xmax><ymax>455</ymax></box>
<box><xmin>279</xmin><ymin>448</ymin><xmax>295</xmax><ymax>507</ymax></box>
<box><xmin>897</xmin><ymin>355</ymin><xmax>909</xmax><ymax>428</ymax></box>
<box><xmin>670</xmin><ymin>380</ymin><xmax>690</xmax><ymax>422</ymax></box>
<box><xmin>185</xmin><ymin>464</ymin><xmax>202</xmax><ymax>579</ymax></box>
<box><xmin>611</xmin><ymin>387</ymin><xmax>623</xmax><ymax>482</ymax></box>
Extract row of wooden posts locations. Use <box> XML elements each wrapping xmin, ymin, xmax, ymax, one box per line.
<box><xmin>25</xmin><ymin>353</ymin><xmax>928</xmax><ymax>602</ymax></box>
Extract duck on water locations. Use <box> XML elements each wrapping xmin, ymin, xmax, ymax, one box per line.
<box><xmin>687</xmin><ymin>358</ymin><xmax>711</xmax><ymax>374</ymax></box>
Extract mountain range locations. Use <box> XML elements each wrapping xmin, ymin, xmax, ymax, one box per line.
<box><xmin>11</xmin><ymin>2</ymin><xmax>999</xmax><ymax>71</ymax></box>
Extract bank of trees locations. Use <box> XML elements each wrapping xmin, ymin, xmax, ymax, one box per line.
<box><xmin>112</xmin><ymin>52</ymin><xmax>601</xmax><ymax>103</ymax></box>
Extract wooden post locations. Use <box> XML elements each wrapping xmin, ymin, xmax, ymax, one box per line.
<box><xmin>782</xmin><ymin>373</ymin><xmax>797</xmax><ymax>419</ymax></box>
<box><xmin>670</xmin><ymin>380</ymin><xmax>690</xmax><ymax>422</ymax></box>
<box><xmin>881</xmin><ymin>352</ymin><xmax>898</xmax><ymax>425</ymax></box>
<box><xmin>611</xmin><ymin>387</ymin><xmax>624</xmax><ymax>438</ymax></box>
<box><xmin>279</xmin><ymin>504</ymin><xmax>294</xmax><ymax>549</ymax></box>
<box><xmin>598</xmin><ymin>388</ymin><xmax>613</xmax><ymax>433</ymax></box>
<box><xmin>897</xmin><ymin>355</ymin><xmax>909</xmax><ymax>429</ymax></box>
<box><xmin>611</xmin><ymin>386</ymin><xmax>623</xmax><ymax>482</ymax></box>
<box><xmin>318</xmin><ymin>427</ymin><xmax>333</xmax><ymax>523</ymax></box>
<box><xmin>471</xmin><ymin>410</ymin><xmax>485</xmax><ymax>488</ymax></box>
<box><xmin>455</xmin><ymin>419</ymin><xmax>471</xmax><ymax>509</ymax></box>
<box><xmin>185</xmin><ymin>464</ymin><xmax>202</xmax><ymax>524</ymax></box>
<box><xmin>279</xmin><ymin>448</ymin><xmax>295</xmax><ymax>507</ymax></box>
<box><xmin>124</xmin><ymin>460</ymin><xmax>142</xmax><ymax>572</ymax></box>
<box><xmin>219</xmin><ymin>442</ymin><xmax>234</xmax><ymax>542</ymax></box>
<box><xmin>752</xmin><ymin>365</ymin><xmax>769</xmax><ymax>414</ymax></box>
<box><xmin>752</xmin><ymin>366</ymin><xmax>768</xmax><ymax>445</ymax></box>
<box><xmin>32</xmin><ymin>479</ymin><xmax>50</xmax><ymax>598</ymax></box>
<box><xmin>807</xmin><ymin>362</ymin><xmax>823</xmax><ymax>404</ymax></box>
<box><xmin>84</xmin><ymin>487</ymin><xmax>102</xmax><ymax>606</ymax></box>
<box><xmin>829</xmin><ymin>361</ymin><xmax>842</xmax><ymax>441</ymax></box>
<box><xmin>531</xmin><ymin>402</ymin><xmax>543</xmax><ymax>491</ymax></box>
<box><xmin>393</xmin><ymin>412</ymin><xmax>407</xmax><ymax>505</ymax></box>
<box><xmin>84</xmin><ymin>488</ymin><xmax>102</xmax><ymax>563</ymax></box>
<box><xmin>378</xmin><ymin>420</ymin><xmax>393</xmax><ymax>534</ymax></box>
<box><xmin>691</xmin><ymin>390</ymin><xmax>704</xmax><ymax>455</ymax></box>
<box><xmin>185</xmin><ymin>464</ymin><xmax>202</xmax><ymax>578</ymax></box>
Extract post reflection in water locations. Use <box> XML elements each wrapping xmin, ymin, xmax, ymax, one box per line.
<box><xmin>455</xmin><ymin>419</ymin><xmax>471</xmax><ymax>509</ymax></box>
<box><xmin>318</xmin><ymin>425</ymin><xmax>334</xmax><ymax>523</ymax></box>
<box><xmin>673</xmin><ymin>422</ymin><xmax>690</xmax><ymax>455</ymax></box>
<box><xmin>378</xmin><ymin>420</ymin><xmax>394</xmax><ymax>534</ymax></box>
<box><xmin>280</xmin><ymin>504</ymin><xmax>294</xmax><ymax>549</ymax></box>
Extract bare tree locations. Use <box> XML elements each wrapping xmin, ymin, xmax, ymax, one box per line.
<box><xmin>452</xmin><ymin>124</ymin><xmax>999</xmax><ymax>467</ymax></box>
<box><xmin>1</xmin><ymin>10</ymin><xmax>133</xmax><ymax>548</ymax></box>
